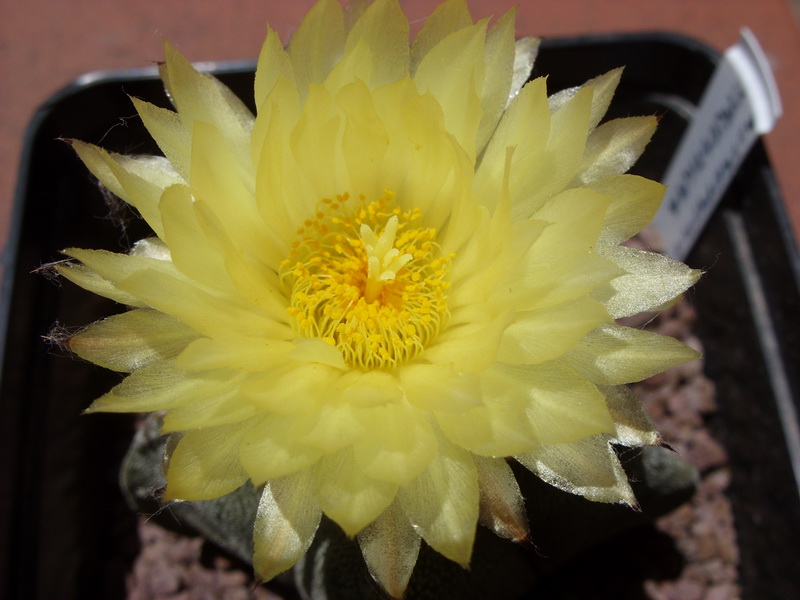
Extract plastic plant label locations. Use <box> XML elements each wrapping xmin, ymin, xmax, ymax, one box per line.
<box><xmin>653</xmin><ymin>28</ymin><xmax>782</xmax><ymax>260</ymax></box>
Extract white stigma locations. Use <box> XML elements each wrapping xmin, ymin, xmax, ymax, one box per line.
<box><xmin>360</xmin><ymin>215</ymin><xmax>413</xmax><ymax>303</ymax></box>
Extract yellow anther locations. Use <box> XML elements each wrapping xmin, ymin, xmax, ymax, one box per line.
<box><xmin>280</xmin><ymin>191</ymin><xmax>452</xmax><ymax>370</ymax></box>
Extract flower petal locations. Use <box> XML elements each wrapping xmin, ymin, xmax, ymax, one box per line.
<box><xmin>85</xmin><ymin>360</ymin><xmax>228</xmax><ymax>413</ymax></box>
<box><xmin>476</xmin><ymin>8</ymin><xmax>516</xmax><ymax>152</ymax></box>
<box><xmin>288</xmin><ymin>0</ymin><xmax>346</xmax><ymax>98</ymax></box>
<box><xmin>602</xmin><ymin>384</ymin><xmax>660</xmax><ymax>447</ymax></box>
<box><xmin>591</xmin><ymin>174</ymin><xmax>665</xmax><ymax>244</ymax></box>
<box><xmin>353</xmin><ymin>403</ymin><xmax>437</xmax><ymax>485</ymax></box>
<box><xmin>484</xmin><ymin>362</ymin><xmax>615</xmax><ymax>445</ymax></box>
<box><xmin>411</xmin><ymin>0</ymin><xmax>472</xmax><ymax>72</ymax></box>
<box><xmin>68</xmin><ymin>140</ymin><xmax>179</xmax><ymax>238</ymax></box>
<box><xmin>161</xmin><ymin>41</ymin><xmax>254</xmax><ymax>177</ymax></box>
<box><xmin>515</xmin><ymin>436</ymin><xmax>636</xmax><ymax>505</ymax></box>
<box><xmin>240</xmin><ymin>415</ymin><xmax>324</xmax><ymax>483</ymax></box>
<box><xmin>413</xmin><ymin>20</ymin><xmax>487</xmax><ymax>160</ymax></box>
<box><xmin>313</xmin><ymin>448</ymin><xmax>398</xmax><ymax>537</ymax></box>
<box><xmin>358</xmin><ymin>501</ymin><xmax>421</xmax><ymax>598</ymax></box>
<box><xmin>511</xmin><ymin>85</ymin><xmax>594</xmax><ymax>219</ymax></box>
<box><xmin>497</xmin><ymin>296</ymin><xmax>611</xmax><ymax>364</ymax></box>
<box><xmin>398</xmin><ymin>434</ymin><xmax>478</xmax><ymax>567</ymax></box>
<box><xmin>474</xmin><ymin>77</ymin><xmax>549</xmax><ymax>213</ymax></box>
<box><xmin>397</xmin><ymin>363</ymin><xmax>482</xmax><ymax>412</ymax></box>
<box><xmin>255</xmin><ymin>26</ymin><xmax>295</xmax><ymax>111</ymax></box>
<box><xmin>161</xmin><ymin>379</ymin><xmax>255</xmax><ymax>432</ymax></box>
<box><xmin>69</xmin><ymin>309</ymin><xmax>195</xmax><ymax>372</ymax></box>
<box><xmin>240</xmin><ymin>362</ymin><xmax>336</xmax><ymax>416</ymax></box>
<box><xmin>564</xmin><ymin>323</ymin><xmax>701</xmax><ymax>385</ymax></box>
<box><xmin>131</xmin><ymin>97</ymin><xmax>191</xmax><ymax>181</ymax></box>
<box><xmin>56</xmin><ymin>261</ymin><xmax>145</xmax><ymax>307</ymax></box>
<box><xmin>343</xmin><ymin>0</ymin><xmax>409</xmax><ymax>88</ymax></box>
<box><xmin>253</xmin><ymin>470</ymin><xmax>322</xmax><ymax>582</ymax></box>
<box><xmin>165</xmin><ymin>422</ymin><xmax>250</xmax><ymax>501</ymax></box>
<box><xmin>474</xmin><ymin>456</ymin><xmax>529</xmax><ymax>542</ymax></box>
<box><xmin>577</xmin><ymin>116</ymin><xmax>656</xmax><ymax>184</ymax></box>
<box><xmin>594</xmin><ymin>244</ymin><xmax>701</xmax><ymax>318</ymax></box>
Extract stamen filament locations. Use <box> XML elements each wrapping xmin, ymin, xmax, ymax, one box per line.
<box><xmin>281</xmin><ymin>193</ymin><xmax>451</xmax><ymax>369</ymax></box>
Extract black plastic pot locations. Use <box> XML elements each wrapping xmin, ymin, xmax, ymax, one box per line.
<box><xmin>2</xmin><ymin>33</ymin><xmax>799</xmax><ymax>600</ymax></box>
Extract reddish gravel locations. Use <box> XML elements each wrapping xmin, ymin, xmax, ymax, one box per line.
<box><xmin>636</xmin><ymin>303</ymin><xmax>741</xmax><ymax>600</ymax></box>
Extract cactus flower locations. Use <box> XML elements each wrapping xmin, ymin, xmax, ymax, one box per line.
<box><xmin>58</xmin><ymin>0</ymin><xmax>700</xmax><ymax>596</ymax></box>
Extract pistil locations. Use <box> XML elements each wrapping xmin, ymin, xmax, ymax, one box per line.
<box><xmin>360</xmin><ymin>216</ymin><xmax>413</xmax><ymax>303</ymax></box>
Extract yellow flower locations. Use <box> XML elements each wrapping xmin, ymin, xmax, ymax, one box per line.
<box><xmin>60</xmin><ymin>0</ymin><xmax>700</xmax><ymax>596</ymax></box>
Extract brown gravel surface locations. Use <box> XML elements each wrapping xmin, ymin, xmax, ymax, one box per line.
<box><xmin>126</xmin><ymin>298</ymin><xmax>741</xmax><ymax>600</ymax></box>
<box><xmin>636</xmin><ymin>301</ymin><xmax>741</xmax><ymax>600</ymax></box>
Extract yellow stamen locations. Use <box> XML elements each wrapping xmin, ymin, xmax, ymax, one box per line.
<box><xmin>280</xmin><ymin>192</ymin><xmax>451</xmax><ymax>370</ymax></box>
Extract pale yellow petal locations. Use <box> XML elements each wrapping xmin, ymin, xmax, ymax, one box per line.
<box><xmin>69</xmin><ymin>309</ymin><xmax>195</xmax><ymax>372</ymax></box>
<box><xmin>254</xmin><ymin>81</ymin><xmax>318</xmax><ymax>241</ymax></box>
<box><xmin>161</xmin><ymin>377</ymin><xmax>255</xmax><ymax>432</ymax></box>
<box><xmin>289</xmin><ymin>84</ymin><xmax>349</xmax><ymax>198</ymax></box>
<box><xmin>313</xmin><ymin>448</ymin><xmax>398</xmax><ymax>537</ymax></box>
<box><xmin>115</xmin><ymin>269</ymin><xmax>282</xmax><ymax>340</ymax></box>
<box><xmin>288</xmin><ymin>0</ymin><xmax>346</xmax><ymax>98</ymax></box>
<box><xmin>294</xmin><ymin>403</ymin><xmax>365</xmax><ymax>453</ymax></box>
<box><xmin>602</xmin><ymin>385</ymin><xmax>660</xmax><ymax>447</ymax></box>
<box><xmin>497</xmin><ymin>296</ymin><xmax>611</xmax><ymax>364</ymax></box>
<box><xmin>591</xmin><ymin>174</ymin><xmax>665</xmax><ymax>244</ymax></box>
<box><xmin>336</xmin><ymin>80</ymin><xmax>390</xmax><ymax>199</ymax></box>
<box><xmin>158</xmin><ymin>184</ymin><xmax>233</xmax><ymax>292</ymax></box>
<box><xmin>161</xmin><ymin>41</ymin><xmax>254</xmax><ymax>176</ymax></box>
<box><xmin>251</xmin><ymin>75</ymin><xmax>302</xmax><ymax>200</ymax></box>
<box><xmin>413</xmin><ymin>21</ymin><xmax>486</xmax><ymax>160</ymax></box>
<box><xmin>84</xmin><ymin>360</ymin><xmax>227</xmax><ymax>414</ymax></box>
<box><xmin>189</xmin><ymin>120</ymin><xmax>284</xmax><ymax>270</ymax></box>
<box><xmin>476</xmin><ymin>7</ymin><xmax>515</xmax><ymax>152</ymax></box>
<box><xmin>398</xmin><ymin>435</ymin><xmax>478</xmax><ymax>567</ymax></box>
<box><xmin>547</xmin><ymin>68</ymin><xmax>622</xmax><ymax>130</ymax></box>
<box><xmin>55</xmin><ymin>261</ymin><xmax>146</xmax><ymax>307</ymax></box>
<box><xmin>322</xmin><ymin>39</ymin><xmax>374</xmax><ymax>96</ymax></box>
<box><xmin>577</xmin><ymin>116</ymin><xmax>656</xmax><ymax>184</ymax></box>
<box><xmin>358</xmin><ymin>501</ymin><xmax>420</xmax><ymax>599</ymax></box>
<box><xmin>240</xmin><ymin>362</ymin><xmax>337</xmax><ymax>416</ymax></box>
<box><xmin>68</xmin><ymin>140</ymin><xmax>179</xmax><ymax>238</ymax></box>
<box><xmin>511</xmin><ymin>85</ymin><xmax>593</xmax><ymax>219</ymax></box>
<box><xmin>397</xmin><ymin>363</ymin><xmax>482</xmax><ymax>412</ymax></box>
<box><xmin>372</xmin><ymin>78</ymin><xmax>474</xmax><ymax>233</ymax></box>
<box><xmin>255</xmin><ymin>26</ymin><xmax>295</xmax><ymax>111</ymax></box>
<box><xmin>436</xmin><ymin>404</ymin><xmax>536</xmax><ymax>457</ymax></box>
<box><xmin>164</xmin><ymin>422</ymin><xmax>250</xmax><ymax>501</ymax></box>
<box><xmin>484</xmin><ymin>362</ymin><xmax>615</xmax><ymax>445</ymax></box>
<box><xmin>422</xmin><ymin>309</ymin><xmax>514</xmax><ymax>372</ymax></box>
<box><xmin>343</xmin><ymin>0</ymin><xmax>409</xmax><ymax>87</ymax></box>
<box><xmin>253</xmin><ymin>470</ymin><xmax>322</xmax><ymax>582</ymax></box>
<box><xmin>131</xmin><ymin>96</ymin><xmax>191</xmax><ymax>180</ymax></box>
<box><xmin>175</xmin><ymin>336</ymin><xmax>294</xmax><ymax>373</ymax></box>
<box><xmin>474</xmin><ymin>456</ymin><xmax>528</xmax><ymax>542</ymax></box>
<box><xmin>353</xmin><ymin>403</ymin><xmax>437</xmax><ymax>485</ymax></box>
<box><xmin>594</xmin><ymin>244</ymin><xmax>701</xmax><ymax>318</ymax></box>
<box><xmin>287</xmin><ymin>338</ymin><xmax>347</xmax><ymax>370</ymax></box>
<box><xmin>516</xmin><ymin>435</ymin><xmax>637</xmax><ymax>505</ymax></box>
<box><xmin>411</xmin><ymin>0</ymin><xmax>472</xmax><ymax>72</ymax></box>
<box><xmin>511</xmin><ymin>187</ymin><xmax>613</xmax><ymax>310</ymax></box>
<box><xmin>564</xmin><ymin>323</ymin><xmax>701</xmax><ymax>385</ymax></box>
<box><xmin>62</xmin><ymin>247</ymin><xmax>176</xmax><ymax>288</ymax></box>
<box><xmin>240</xmin><ymin>415</ymin><xmax>324</xmax><ymax>483</ymax></box>
<box><xmin>473</xmin><ymin>77</ymin><xmax>549</xmax><ymax>212</ymax></box>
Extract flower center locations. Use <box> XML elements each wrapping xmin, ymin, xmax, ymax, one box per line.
<box><xmin>280</xmin><ymin>192</ymin><xmax>451</xmax><ymax>370</ymax></box>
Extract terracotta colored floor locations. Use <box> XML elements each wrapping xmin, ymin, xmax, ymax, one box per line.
<box><xmin>4</xmin><ymin>0</ymin><xmax>800</xmax><ymax>261</ymax></box>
